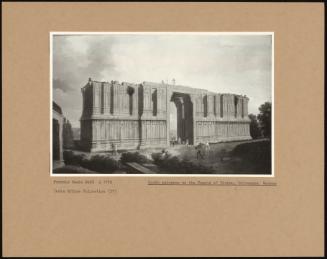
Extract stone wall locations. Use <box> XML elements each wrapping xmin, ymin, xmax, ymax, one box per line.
<box><xmin>53</xmin><ymin>102</ymin><xmax>64</xmax><ymax>161</ymax></box>
<box><xmin>80</xmin><ymin>78</ymin><xmax>251</xmax><ymax>152</ymax></box>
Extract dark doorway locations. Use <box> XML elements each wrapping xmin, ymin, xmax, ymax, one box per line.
<box><xmin>170</xmin><ymin>93</ymin><xmax>194</xmax><ymax>145</ymax></box>
<box><xmin>53</xmin><ymin>119</ymin><xmax>60</xmax><ymax>160</ymax></box>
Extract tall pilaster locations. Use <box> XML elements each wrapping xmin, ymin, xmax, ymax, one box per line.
<box><xmin>112</xmin><ymin>82</ymin><xmax>119</xmax><ymax>115</ymax></box>
<box><xmin>243</xmin><ymin>97</ymin><xmax>249</xmax><ymax>117</ymax></box>
<box><xmin>207</xmin><ymin>95</ymin><xmax>214</xmax><ymax>117</ymax></box>
<box><xmin>236</xmin><ymin>96</ymin><xmax>242</xmax><ymax>118</ymax></box>
<box><xmin>132</xmin><ymin>85</ymin><xmax>138</xmax><ymax>117</ymax></box>
<box><xmin>196</xmin><ymin>95</ymin><xmax>202</xmax><ymax>117</ymax></box>
<box><xmin>222</xmin><ymin>94</ymin><xmax>228</xmax><ymax>118</ymax></box>
<box><xmin>190</xmin><ymin>94</ymin><xmax>196</xmax><ymax>145</ymax></box>
<box><xmin>58</xmin><ymin>117</ymin><xmax>63</xmax><ymax>162</ymax></box>
<box><xmin>166</xmin><ymin>86</ymin><xmax>171</xmax><ymax>146</ymax></box>
<box><xmin>175</xmin><ymin>97</ymin><xmax>185</xmax><ymax>141</ymax></box>
<box><xmin>118</xmin><ymin>84</ymin><xmax>123</xmax><ymax>115</ymax></box>
<box><xmin>214</xmin><ymin>94</ymin><xmax>221</xmax><ymax>117</ymax></box>
<box><xmin>92</xmin><ymin>82</ymin><xmax>101</xmax><ymax>115</ymax></box>
<box><xmin>102</xmin><ymin>82</ymin><xmax>110</xmax><ymax>114</ymax></box>
<box><xmin>157</xmin><ymin>88</ymin><xmax>162</xmax><ymax>116</ymax></box>
<box><xmin>229</xmin><ymin>95</ymin><xmax>234</xmax><ymax>118</ymax></box>
<box><xmin>120</xmin><ymin>83</ymin><xmax>129</xmax><ymax>115</ymax></box>
<box><xmin>203</xmin><ymin>94</ymin><xmax>208</xmax><ymax>117</ymax></box>
<box><xmin>142</xmin><ymin>84</ymin><xmax>152</xmax><ymax>117</ymax></box>
<box><xmin>81</xmin><ymin>87</ymin><xmax>86</xmax><ymax>117</ymax></box>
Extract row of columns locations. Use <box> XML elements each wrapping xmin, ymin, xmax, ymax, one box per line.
<box><xmin>81</xmin><ymin>79</ymin><xmax>138</xmax><ymax>117</ymax></box>
<box><xmin>142</xmin><ymin>83</ymin><xmax>166</xmax><ymax>117</ymax></box>
<box><xmin>195</xmin><ymin>93</ymin><xmax>249</xmax><ymax>118</ymax></box>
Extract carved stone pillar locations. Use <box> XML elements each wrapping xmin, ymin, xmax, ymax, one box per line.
<box><xmin>112</xmin><ymin>82</ymin><xmax>119</xmax><ymax>115</ymax></box>
<box><xmin>92</xmin><ymin>82</ymin><xmax>101</xmax><ymax>115</ymax></box>
<box><xmin>207</xmin><ymin>95</ymin><xmax>214</xmax><ymax>117</ymax></box>
<box><xmin>203</xmin><ymin>94</ymin><xmax>208</xmax><ymax>117</ymax></box>
<box><xmin>157</xmin><ymin>88</ymin><xmax>162</xmax><ymax>116</ymax></box>
<box><xmin>166</xmin><ymin>87</ymin><xmax>171</xmax><ymax>146</ymax></box>
<box><xmin>214</xmin><ymin>94</ymin><xmax>221</xmax><ymax>117</ymax></box>
<box><xmin>132</xmin><ymin>85</ymin><xmax>138</xmax><ymax>117</ymax></box>
<box><xmin>190</xmin><ymin>94</ymin><xmax>196</xmax><ymax>145</ymax></box>
<box><xmin>142</xmin><ymin>85</ymin><xmax>152</xmax><ymax>117</ymax></box>
<box><xmin>222</xmin><ymin>94</ymin><xmax>228</xmax><ymax>118</ymax></box>
<box><xmin>243</xmin><ymin>97</ymin><xmax>249</xmax><ymax>117</ymax></box>
<box><xmin>81</xmin><ymin>87</ymin><xmax>86</xmax><ymax>117</ymax></box>
<box><xmin>119</xmin><ymin>84</ymin><xmax>127</xmax><ymax>115</ymax></box>
<box><xmin>175</xmin><ymin>97</ymin><xmax>185</xmax><ymax>142</ymax></box>
<box><xmin>102</xmin><ymin>82</ymin><xmax>110</xmax><ymax>114</ymax></box>
<box><xmin>228</xmin><ymin>95</ymin><xmax>234</xmax><ymax>118</ymax></box>
<box><xmin>236</xmin><ymin>96</ymin><xmax>242</xmax><ymax>118</ymax></box>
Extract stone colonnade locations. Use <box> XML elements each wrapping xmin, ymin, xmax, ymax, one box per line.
<box><xmin>194</xmin><ymin>93</ymin><xmax>250</xmax><ymax>144</ymax></box>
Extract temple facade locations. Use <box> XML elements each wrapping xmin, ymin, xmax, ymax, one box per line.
<box><xmin>80</xmin><ymin>78</ymin><xmax>251</xmax><ymax>152</ymax></box>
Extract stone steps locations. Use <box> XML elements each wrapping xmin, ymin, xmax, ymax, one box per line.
<box><xmin>126</xmin><ymin>162</ymin><xmax>155</xmax><ymax>174</ymax></box>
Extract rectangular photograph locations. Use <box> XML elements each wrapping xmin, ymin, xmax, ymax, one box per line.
<box><xmin>51</xmin><ymin>32</ymin><xmax>273</xmax><ymax>176</ymax></box>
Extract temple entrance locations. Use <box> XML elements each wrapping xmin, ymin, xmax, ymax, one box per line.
<box><xmin>169</xmin><ymin>92</ymin><xmax>194</xmax><ymax>145</ymax></box>
<box><xmin>169</xmin><ymin>102</ymin><xmax>178</xmax><ymax>144</ymax></box>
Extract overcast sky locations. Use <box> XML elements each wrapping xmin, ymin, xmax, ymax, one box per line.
<box><xmin>53</xmin><ymin>33</ymin><xmax>272</xmax><ymax>128</ymax></box>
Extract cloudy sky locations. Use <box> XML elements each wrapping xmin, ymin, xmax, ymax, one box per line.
<box><xmin>53</xmin><ymin>33</ymin><xmax>272</xmax><ymax>128</ymax></box>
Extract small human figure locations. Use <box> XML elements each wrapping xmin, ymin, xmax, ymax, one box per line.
<box><xmin>196</xmin><ymin>143</ymin><xmax>204</xmax><ymax>160</ymax></box>
<box><xmin>172</xmin><ymin>136</ymin><xmax>176</xmax><ymax>147</ymax></box>
<box><xmin>205</xmin><ymin>142</ymin><xmax>210</xmax><ymax>159</ymax></box>
<box><xmin>185</xmin><ymin>139</ymin><xmax>189</xmax><ymax>146</ymax></box>
<box><xmin>161</xmin><ymin>149</ymin><xmax>169</xmax><ymax>159</ymax></box>
<box><xmin>112</xmin><ymin>143</ymin><xmax>118</xmax><ymax>156</ymax></box>
<box><xmin>178</xmin><ymin>137</ymin><xmax>181</xmax><ymax>145</ymax></box>
<box><xmin>159</xmin><ymin>149</ymin><xmax>165</xmax><ymax>159</ymax></box>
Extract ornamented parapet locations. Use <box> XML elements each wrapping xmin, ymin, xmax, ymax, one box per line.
<box><xmin>80</xmin><ymin>78</ymin><xmax>251</xmax><ymax>152</ymax></box>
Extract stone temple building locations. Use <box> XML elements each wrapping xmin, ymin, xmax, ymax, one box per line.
<box><xmin>53</xmin><ymin>102</ymin><xmax>75</xmax><ymax>164</ymax></box>
<box><xmin>80</xmin><ymin>78</ymin><xmax>251</xmax><ymax>152</ymax></box>
<box><xmin>53</xmin><ymin>101</ymin><xmax>64</xmax><ymax>163</ymax></box>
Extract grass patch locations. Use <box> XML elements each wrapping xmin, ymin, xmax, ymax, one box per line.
<box><xmin>230</xmin><ymin>140</ymin><xmax>271</xmax><ymax>173</ymax></box>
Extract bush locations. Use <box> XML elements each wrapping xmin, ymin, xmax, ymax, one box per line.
<box><xmin>151</xmin><ymin>152</ymin><xmax>214</xmax><ymax>174</ymax></box>
<box><xmin>63</xmin><ymin>150</ymin><xmax>85</xmax><ymax>166</ymax></box>
<box><xmin>120</xmin><ymin>152</ymin><xmax>150</xmax><ymax>164</ymax></box>
<box><xmin>151</xmin><ymin>152</ymin><xmax>163</xmax><ymax>164</ymax></box>
<box><xmin>63</xmin><ymin>151</ymin><xmax>119</xmax><ymax>173</ymax></box>
<box><xmin>231</xmin><ymin>140</ymin><xmax>271</xmax><ymax>173</ymax></box>
<box><xmin>84</xmin><ymin>155</ymin><xmax>119</xmax><ymax>173</ymax></box>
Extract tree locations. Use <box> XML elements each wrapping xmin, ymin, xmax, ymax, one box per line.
<box><xmin>257</xmin><ymin>102</ymin><xmax>272</xmax><ymax>138</ymax></box>
<box><xmin>248</xmin><ymin>114</ymin><xmax>262</xmax><ymax>139</ymax></box>
<box><xmin>63</xmin><ymin>118</ymin><xmax>75</xmax><ymax>149</ymax></box>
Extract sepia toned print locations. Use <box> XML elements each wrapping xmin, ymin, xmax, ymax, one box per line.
<box><xmin>4</xmin><ymin>3</ymin><xmax>323</xmax><ymax>257</ymax></box>
<box><xmin>51</xmin><ymin>32</ymin><xmax>273</xmax><ymax>176</ymax></box>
